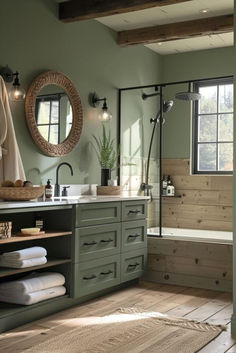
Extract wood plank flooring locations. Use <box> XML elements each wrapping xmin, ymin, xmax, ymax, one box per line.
<box><xmin>0</xmin><ymin>281</ymin><xmax>235</xmax><ymax>353</ymax></box>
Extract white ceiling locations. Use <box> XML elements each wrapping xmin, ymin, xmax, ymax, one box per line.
<box><xmin>96</xmin><ymin>0</ymin><xmax>234</xmax><ymax>55</ymax></box>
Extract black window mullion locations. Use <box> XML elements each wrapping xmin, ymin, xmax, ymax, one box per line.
<box><xmin>48</xmin><ymin>100</ymin><xmax>52</xmax><ymax>142</ymax></box>
<box><xmin>216</xmin><ymin>84</ymin><xmax>219</xmax><ymax>171</ymax></box>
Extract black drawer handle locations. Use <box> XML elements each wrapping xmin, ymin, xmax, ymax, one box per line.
<box><xmin>100</xmin><ymin>239</ymin><xmax>113</xmax><ymax>243</ymax></box>
<box><xmin>128</xmin><ymin>262</ymin><xmax>140</xmax><ymax>269</ymax></box>
<box><xmin>128</xmin><ymin>234</ymin><xmax>140</xmax><ymax>239</ymax></box>
<box><xmin>128</xmin><ymin>210</ymin><xmax>141</xmax><ymax>215</ymax></box>
<box><xmin>100</xmin><ymin>270</ymin><xmax>113</xmax><ymax>275</ymax></box>
<box><xmin>83</xmin><ymin>241</ymin><xmax>97</xmax><ymax>246</ymax></box>
<box><xmin>83</xmin><ymin>275</ymin><xmax>97</xmax><ymax>280</ymax></box>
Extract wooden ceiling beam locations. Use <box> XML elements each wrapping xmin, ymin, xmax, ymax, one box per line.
<box><xmin>59</xmin><ymin>0</ymin><xmax>193</xmax><ymax>23</ymax></box>
<box><xmin>118</xmin><ymin>14</ymin><xmax>234</xmax><ymax>46</ymax></box>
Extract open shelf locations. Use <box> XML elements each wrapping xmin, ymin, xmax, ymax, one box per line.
<box><xmin>0</xmin><ymin>258</ymin><xmax>71</xmax><ymax>278</ymax></box>
<box><xmin>162</xmin><ymin>195</ymin><xmax>182</xmax><ymax>198</ymax></box>
<box><xmin>0</xmin><ymin>294</ymin><xmax>70</xmax><ymax>318</ymax></box>
<box><xmin>0</xmin><ymin>231</ymin><xmax>72</xmax><ymax>244</ymax></box>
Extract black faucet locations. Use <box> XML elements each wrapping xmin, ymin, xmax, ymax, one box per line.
<box><xmin>54</xmin><ymin>162</ymin><xmax>74</xmax><ymax>197</ymax></box>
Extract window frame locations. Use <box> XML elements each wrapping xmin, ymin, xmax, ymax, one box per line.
<box><xmin>192</xmin><ymin>77</ymin><xmax>233</xmax><ymax>175</ymax></box>
<box><xmin>35</xmin><ymin>93</ymin><xmax>66</xmax><ymax>144</ymax></box>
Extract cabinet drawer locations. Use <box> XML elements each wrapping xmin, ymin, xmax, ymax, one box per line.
<box><xmin>122</xmin><ymin>220</ymin><xmax>147</xmax><ymax>252</ymax></box>
<box><xmin>72</xmin><ymin>255</ymin><xmax>120</xmax><ymax>298</ymax></box>
<box><xmin>74</xmin><ymin>223</ymin><xmax>121</xmax><ymax>262</ymax></box>
<box><xmin>76</xmin><ymin>202</ymin><xmax>121</xmax><ymax>227</ymax></box>
<box><xmin>121</xmin><ymin>248</ymin><xmax>147</xmax><ymax>283</ymax></box>
<box><xmin>122</xmin><ymin>200</ymin><xmax>147</xmax><ymax>222</ymax></box>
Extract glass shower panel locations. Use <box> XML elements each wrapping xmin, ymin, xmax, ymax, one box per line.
<box><xmin>120</xmin><ymin>87</ymin><xmax>160</xmax><ymax>228</ymax></box>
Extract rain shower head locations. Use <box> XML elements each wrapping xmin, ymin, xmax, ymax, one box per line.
<box><xmin>175</xmin><ymin>82</ymin><xmax>201</xmax><ymax>101</ymax></box>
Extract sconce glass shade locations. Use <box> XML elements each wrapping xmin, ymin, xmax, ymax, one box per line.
<box><xmin>9</xmin><ymin>86</ymin><xmax>26</xmax><ymax>101</ymax></box>
<box><xmin>98</xmin><ymin>108</ymin><xmax>112</xmax><ymax>122</ymax></box>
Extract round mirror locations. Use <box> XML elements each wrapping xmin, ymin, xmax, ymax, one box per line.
<box><xmin>25</xmin><ymin>71</ymin><xmax>83</xmax><ymax>156</ymax></box>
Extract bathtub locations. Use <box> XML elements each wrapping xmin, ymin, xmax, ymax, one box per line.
<box><xmin>147</xmin><ymin>227</ymin><xmax>233</xmax><ymax>244</ymax></box>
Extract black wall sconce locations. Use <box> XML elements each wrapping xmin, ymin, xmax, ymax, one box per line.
<box><xmin>0</xmin><ymin>66</ymin><xmax>26</xmax><ymax>101</ymax></box>
<box><xmin>90</xmin><ymin>92</ymin><xmax>112</xmax><ymax>121</ymax></box>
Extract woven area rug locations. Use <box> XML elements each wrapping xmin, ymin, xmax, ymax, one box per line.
<box><xmin>22</xmin><ymin>307</ymin><xmax>225</xmax><ymax>353</ymax></box>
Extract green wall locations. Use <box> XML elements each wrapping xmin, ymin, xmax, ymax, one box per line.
<box><xmin>0</xmin><ymin>0</ymin><xmax>161</xmax><ymax>185</ymax></box>
<box><xmin>161</xmin><ymin>47</ymin><xmax>234</xmax><ymax>159</ymax></box>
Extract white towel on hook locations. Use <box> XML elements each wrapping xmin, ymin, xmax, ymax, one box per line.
<box><xmin>0</xmin><ymin>75</ymin><xmax>25</xmax><ymax>182</ymax></box>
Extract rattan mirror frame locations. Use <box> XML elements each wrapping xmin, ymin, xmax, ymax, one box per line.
<box><xmin>25</xmin><ymin>70</ymin><xmax>83</xmax><ymax>157</ymax></box>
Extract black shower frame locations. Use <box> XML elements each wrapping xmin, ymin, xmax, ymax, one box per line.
<box><xmin>117</xmin><ymin>74</ymin><xmax>233</xmax><ymax>238</ymax></box>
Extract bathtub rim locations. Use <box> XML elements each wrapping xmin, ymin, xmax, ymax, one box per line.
<box><xmin>147</xmin><ymin>226</ymin><xmax>233</xmax><ymax>245</ymax></box>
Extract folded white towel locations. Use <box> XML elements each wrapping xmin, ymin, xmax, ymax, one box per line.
<box><xmin>1</xmin><ymin>247</ymin><xmax>47</xmax><ymax>260</ymax></box>
<box><xmin>0</xmin><ymin>256</ymin><xmax>47</xmax><ymax>268</ymax></box>
<box><xmin>0</xmin><ymin>285</ymin><xmax>66</xmax><ymax>305</ymax></box>
<box><xmin>0</xmin><ymin>272</ymin><xmax>65</xmax><ymax>295</ymax></box>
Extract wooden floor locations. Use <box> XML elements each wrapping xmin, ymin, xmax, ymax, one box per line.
<box><xmin>0</xmin><ymin>281</ymin><xmax>236</xmax><ymax>352</ymax></box>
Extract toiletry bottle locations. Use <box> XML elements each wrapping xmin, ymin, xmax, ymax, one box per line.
<box><xmin>45</xmin><ymin>179</ymin><xmax>53</xmax><ymax>199</ymax></box>
<box><xmin>162</xmin><ymin>175</ymin><xmax>168</xmax><ymax>196</ymax></box>
<box><xmin>35</xmin><ymin>213</ymin><xmax>44</xmax><ymax>230</ymax></box>
<box><xmin>166</xmin><ymin>175</ymin><xmax>175</xmax><ymax>196</ymax></box>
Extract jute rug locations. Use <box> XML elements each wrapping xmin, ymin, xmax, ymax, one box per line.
<box><xmin>22</xmin><ymin>307</ymin><xmax>225</xmax><ymax>353</ymax></box>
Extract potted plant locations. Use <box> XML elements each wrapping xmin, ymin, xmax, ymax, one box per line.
<box><xmin>92</xmin><ymin>124</ymin><xmax>118</xmax><ymax>186</ymax></box>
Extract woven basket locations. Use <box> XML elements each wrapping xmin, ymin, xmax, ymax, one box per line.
<box><xmin>0</xmin><ymin>186</ymin><xmax>45</xmax><ymax>201</ymax></box>
<box><xmin>97</xmin><ymin>186</ymin><xmax>121</xmax><ymax>196</ymax></box>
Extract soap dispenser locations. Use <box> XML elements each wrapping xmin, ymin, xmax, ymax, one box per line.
<box><xmin>166</xmin><ymin>175</ymin><xmax>175</xmax><ymax>196</ymax></box>
<box><xmin>45</xmin><ymin>179</ymin><xmax>53</xmax><ymax>199</ymax></box>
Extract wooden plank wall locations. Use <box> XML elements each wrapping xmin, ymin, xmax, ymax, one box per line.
<box><xmin>146</xmin><ymin>238</ymin><xmax>232</xmax><ymax>292</ymax></box>
<box><xmin>162</xmin><ymin>159</ymin><xmax>233</xmax><ymax>231</ymax></box>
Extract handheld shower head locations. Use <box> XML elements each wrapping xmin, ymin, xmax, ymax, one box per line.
<box><xmin>175</xmin><ymin>82</ymin><xmax>201</xmax><ymax>101</ymax></box>
<box><xmin>163</xmin><ymin>100</ymin><xmax>174</xmax><ymax>113</ymax></box>
<box><xmin>150</xmin><ymin>100</ymin><xmax>174</xmax><ymax>124</ymax></box>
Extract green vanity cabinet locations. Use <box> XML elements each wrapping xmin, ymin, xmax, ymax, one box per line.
<box><xmin>73</xmin><ymin>255</ymin><xmax>120</xmax><ymax>298</ymax></box>
<box><xmin>73</xmin><ymin>223</ymin><xmax>121</xmax><ymax>262</ymax></box>
<box><xmin>75</xmin><ymin>202</ymin><xmax>121</xmax><ymax>227</ymax></box>
<box><xmin>122</xmin><ymin>200</ymin><xmax>147</xmax><ymax>222</ymax></box>
<box><xmin>72</xmin><ymin>199</ymin><xmax>147</xmax><ymax>299</ymax></box>
<box><xmin>0</xmin><ymin>198</ymin><xmax>147</xmax><ymax>333</ymax></box>
<box><xmin>121</xmin><ymin>220</ymin><xmax>147</xmax><ymax>253</ymax></box>
<box><xmin>121</xmin><ymin>248</ymin><xmax>147</xmax><ymax>283</ymax></box>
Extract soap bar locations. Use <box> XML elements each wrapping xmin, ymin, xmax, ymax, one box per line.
<box><xmin>21</xmin><ymin>228</ymin><xmax>41</xmax><ymax>234</ymax></box>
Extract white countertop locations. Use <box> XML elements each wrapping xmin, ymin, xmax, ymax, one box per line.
<box><xmin>0</xmin><ymin>195</ymin><xmax>149</xmax><ymax>210</ymax></box>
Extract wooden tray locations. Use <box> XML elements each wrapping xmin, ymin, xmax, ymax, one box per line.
<box><xmin>15</xmin><ymin>231</ymin><xmax>45</xmax><ymax>237</ymax></box>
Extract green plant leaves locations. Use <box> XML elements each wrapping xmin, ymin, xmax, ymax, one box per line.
<box><xmin>92</xmin><ymin>124</ymin><xmax>118</xmax><ymax>170</ymax></box>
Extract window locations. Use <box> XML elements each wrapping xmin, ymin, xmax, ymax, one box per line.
<box><xmin>193</xmin><ymin>78</ymin><xmax>233</xmax><ymax>174</ymax></box>
<box><xmin>36</xmin><ymin>94</ymin><xmax>60</xmax><ymax>144</ymax></box>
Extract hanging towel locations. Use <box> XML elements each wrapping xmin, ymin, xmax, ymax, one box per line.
<box><xmin>0</xmin><ymin>75</ymin><xmax>25</xmax><ymax>183</ymax></box>
<box><xmin>0</xmin><ymin>285</ymin><xmax>66</xmax><ymax>305</ymax></box>
<box><xmin>0</xmin><ymin>272</ymin><xmax>65</xmax><ymax>295</ymax></box>
<box><xmin>0</xmin><ymin>256</ymin><xmax>47</xmax><ymax>268</ymax></box>
<box><xmin>1</xmin><ymin>246</ymin><xmax>47</xmax><ymax>260</ymax></box>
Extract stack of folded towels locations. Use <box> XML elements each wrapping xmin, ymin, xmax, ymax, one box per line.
<box><xmin>0</xmin><ymin>246</ymin><xmax>47</xmax><ymax>268</ymax></box>
<box><xmin>0</xmin><ymin>272</ymin><xmax>66</xmax><ymax>305</ymax></box>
